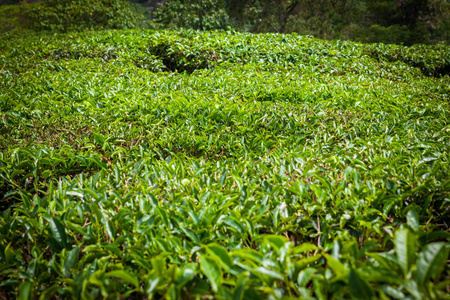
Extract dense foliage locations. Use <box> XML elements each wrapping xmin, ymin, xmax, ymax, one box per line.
<box><xmin>0</xmin><ymin>29</ymin><xmax>449</xmax><ymax>298</ymax></box>
<box><xmin>1</xmin><ymin>0</ymin><xmax>449</xmax><ymax>44</ymax></box>
<box><xmin>154</xmin><ymin>0</ymin><xmax>450</xmax><ymax>44</ymax></box>
<box><xmin>0</xmin><ymin>3</ymin><xmax>23</xmax><ymax>33</ymax></box>
<box><xmin>0</xmin><ymin>0</ymin><xmax>141</xmax><ymax>33</ymax></box>
<box><xmin>152</xmin><ymin>0</ymin><xmax>229</xmax><ymax>31</ymax></box>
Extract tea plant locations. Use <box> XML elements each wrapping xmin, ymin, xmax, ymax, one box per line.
<box><xmin>0</xmin><ymin>29</ymin><xmax>449</xmax><ymax>299</ymax></box>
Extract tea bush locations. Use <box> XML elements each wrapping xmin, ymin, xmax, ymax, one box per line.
<box><xmin>0</xmin><ymin>29</ymin><xmax>449</xmax><ymax>299</ymax></box>
<box><xmin>24</xmin><ymin>0</ymin><xmax>140</xmax><ymax>32</ymax></box>
<box><xmin>0</xmin><ymin>4</ymin><xmax>25</xmax><ymax>33</ymax></box>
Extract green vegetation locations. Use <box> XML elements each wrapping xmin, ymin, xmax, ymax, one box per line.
<box><xmin>26</xmin><ymin>0</ymin><xmax>141</xmax><ymax>32</ymax></box>
<box><xmin>152</xmin><ymin>0</ymin><xmax>229</xmax><ymax>31</ymax></box>
<box><xmin>0</xmin><ymin>3</ymin><xmax>25</xmax><ymax>33</ymax></box>
<box><xmin>2</xmin><ymin>0</ymin><xmax>449</xmax><ymax>45</ymax></box>
<box><xmin>0</xmin><ymin>28</ymin><xmax>449</xmax><ymax>298</ymax></box>
<box><xmin>155</xmin><ymin>0</ymin><xmax>450</xmax><ymax>45</ymax></box>
<box><xmin>0</xmin><ymin>0</ymin><xmax>141</xmax><ymax>33</ymax></box>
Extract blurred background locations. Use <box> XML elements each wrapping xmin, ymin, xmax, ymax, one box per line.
<box><xmin>1</xmin><ymin>0</ymin><xmax>449</xmax><ymax>45</ymax></box>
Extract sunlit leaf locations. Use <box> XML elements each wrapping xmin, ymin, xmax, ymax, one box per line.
<box><xmin>394</xmin><ymin>228</ymin><xmax>417</xmax><ymax>276</ymax></box>
<box><xmin>199</xmin><ymin>256</ymin><xmax>222</xmax><ymax>293</ymax></box>
<box><xmin>105</xmin><ymin>270</ymin><xmax>139</xmax><ymax>288</ymax></box>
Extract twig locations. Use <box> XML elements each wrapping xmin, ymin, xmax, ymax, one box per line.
<box><xmin>253</xmin><ymin>145</ymin><xmax>281</xmax><ymax>166</ymax></box>
<box><xmin>130</xmin><ymin>135</ymin><xmax>143</xmax><ymax>148</ymax></box>
<box><xmin>317</xmin><ymin>216</ymin><xmax>321</xmax><ymax>247</ymax></box>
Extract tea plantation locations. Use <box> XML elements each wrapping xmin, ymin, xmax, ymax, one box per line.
<box><xmin>0</xmin><ymin>30</ymin><xmax>449</xmax><ymax>299</ymax></box>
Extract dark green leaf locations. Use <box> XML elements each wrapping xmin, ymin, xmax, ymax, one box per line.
<box><xmin>416</xmin><ymin>242</ymin><xmax>448</xmax><ymax>285</ymax></box>
<box><xmin>49</xmin><ymin>217</ymin><xmax>67</xmax><ymax>249</ymax></box>
<box><xmin>349</xmin><ymin>268</ymin><xmax>373</xmax><ymax>300</ymax></box>
<box><xmin>63</xmin><ymin>246</ymin><xmax>80</xmax><ymax>277</ymax></box>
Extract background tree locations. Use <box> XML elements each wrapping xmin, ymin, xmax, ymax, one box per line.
<box><xmin>0</xmin><ymin>0</ymin><xmax>448</xmax><ymax>44</ymax></box>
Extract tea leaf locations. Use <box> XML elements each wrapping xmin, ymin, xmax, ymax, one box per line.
<box><xmin>416</xmin><ymin>243</ymin><xmax>448</xmax><ymax>285</ymax></box>
<box><xmin>49</xmin><ymin>217</ymin><xmax>67</xmax><ymax>249</ymax></box>
<box><xmin>394</xmin><ymin>228</ymin><xmax>417</xmax><ymax>276</ymax></box>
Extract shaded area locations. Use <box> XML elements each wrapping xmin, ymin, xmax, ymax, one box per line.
<box><xmin>1</xmin><ymin>0</ymin><xmax>449</xmax><ymax>45</ymax></box>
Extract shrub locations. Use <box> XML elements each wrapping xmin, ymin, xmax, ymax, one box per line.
<box><xmin>0</xmin><ymin>4</ymin><xmax>26</xmax><ymax>33</ymax></box>
<box><xmin>25</xmin><ymin>0</ymin><xmax>141</xmax><ymax>32</ymax></box>
<box><xmin>0</xmin><ymin>28</ymin><xmax>449</xmax><ymax>299</ymax></box>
